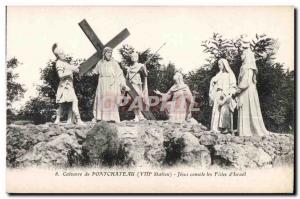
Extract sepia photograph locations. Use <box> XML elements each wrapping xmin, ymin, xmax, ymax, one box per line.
<box><xmin>5</xmin><ymin>6</ymin><xmax>295</xmax><ymax>194</ymax></box>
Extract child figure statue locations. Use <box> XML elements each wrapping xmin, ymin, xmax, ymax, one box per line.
<box><xmin>125</xmin><ymin>52</ymin><xmax>149</xmax><ymax>122</ymax></box>
<box><xmin>52</xmin><ymin>43</ymin><xmax>85</xmax><ymax>125</ymax></box>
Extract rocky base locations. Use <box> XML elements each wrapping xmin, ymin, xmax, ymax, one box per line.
<box><xmin>7</xmin><ymin>121</ymin><xmax>294</xmax><ymax>169</ymax></box>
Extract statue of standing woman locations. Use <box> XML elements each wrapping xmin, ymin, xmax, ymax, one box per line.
<box><xmin>235</xmin><ymin>48</ymin><xmax>269</xmax><ymax>136</ymax></box>
<box><xmin>209</xmin><ymin>58</ymin><xmax>237</xmax><ymax>133</ymax></box>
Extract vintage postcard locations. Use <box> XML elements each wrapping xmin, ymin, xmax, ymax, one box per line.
<box><xmin>6</xmin><ymin>6</ymin><xmax>295</xmax><ymax>193</ymax></box>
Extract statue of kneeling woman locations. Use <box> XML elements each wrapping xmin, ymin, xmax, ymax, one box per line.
<box><xmin>154</xmin><ymin>72</ymin><xmax>194</xmax><ymax>123</ymax></box>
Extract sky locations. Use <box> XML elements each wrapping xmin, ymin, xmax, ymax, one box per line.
<box><xmin>6</xmin><ymin>6</ymin><xmax>294</xmax><ymax>108</ymax></box>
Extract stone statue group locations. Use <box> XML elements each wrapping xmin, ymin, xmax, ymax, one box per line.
<box><xmin>51</xmin><ymin>43</ymin><xmax>268</xmax><ymax>137</ymax></box>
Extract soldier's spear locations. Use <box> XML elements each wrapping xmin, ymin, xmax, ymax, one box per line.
<box><xmin>129</xmin><ymin>42</ymin><xmax>166</xmax><ymax>81</ymax></box>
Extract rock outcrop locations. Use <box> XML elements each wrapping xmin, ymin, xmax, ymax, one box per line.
<box><xmin>6</xmin><ymin>121</ymin><xmax>294</xmax><ymax>169</ymax></box>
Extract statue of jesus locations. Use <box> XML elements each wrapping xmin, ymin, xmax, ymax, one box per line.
<box><xmin>87</xmin><ymin>47</ymin><xmax>128</xmax><ymax>123</ymax></box>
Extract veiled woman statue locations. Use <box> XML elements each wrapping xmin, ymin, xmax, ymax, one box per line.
<box><xmin>235</xmin><ymin>48</ymin><xmax>268</xmax><ymax>136</ymax></box>
<box><xmin>209</xmin><ymin>58</ymin><xmax>237</xmax><ymax>133</ymax></box>
<box><xmin>87</xmin><ymin>47</ymin><xmax>127</xmax><ymax>123</ymax></box>
<box><xmin>154</xmin><ymin>72</ymin><xmax>194</xmax><ymax>123</ymax></box>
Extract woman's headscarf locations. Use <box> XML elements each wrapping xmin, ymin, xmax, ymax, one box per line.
<box><xmin>174</xmin><ymin>72</ymin><xmax>185</xmax><ymax>85</ymax></box>
<box><xmin>218</xmin><ymin>58</ymin><xmax>237</xmax><ymax>93</ymax></box>
<box><xmin>241</xmin><ymin>48</ymin><xmax>258</xmax><ymax>72</ymax></box>
<box><xmin>240</xmin><ymin>48</ymin><xmax>258</xmax><ymax>84</ymax></box>
<box><xmin>218</xmin><ymin>58</ymin><xmax>236</xmax><ymax>83</ymax></box>
<box><xmin>170</xmin><ymin>72</ymin><xmax>189</xmax><ymax>92</ymax></box>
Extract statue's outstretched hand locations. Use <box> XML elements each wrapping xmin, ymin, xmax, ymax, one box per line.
<box><xmin>225</xmin><ymin>95</ymin><xmax>232</xmax><ymax>103</ymax></box>
<box><xmin>120</xmin><ymin>62</ymin><xmax>129</xmax><ymax>70</ymax></box>
<box><xmin>121</xmin><ymin>85</ymin><xmax>130</xmax><ymax>92</ymax></box>
<box><xmin>74</xmin><ymin>66</ymin><xmax>80</xmax><ymax>73</ymax></box>
<box><xmin>153</xmin><ymin>89</ymin><xmax>162</xmax><ymax>96</ymax></box>
<box><xmin>234</xmin><ymin>88</ymin><xmax>242</xmax><ymax>97</ymax></box>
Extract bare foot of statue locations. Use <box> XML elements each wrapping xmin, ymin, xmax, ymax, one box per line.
<box><xmin>221</xmin><ymin>129</ymin><xmax>230</xmax><ymax>134</ymax></box>
<box><xmin>139</xmin><ymin>115</ymin><xmax>146</xmax><ymax>121</ymax></box>
<box><xmin>54</xmin><ymin>118</ymin><xmax>60</xmax><ymax>124</ymax></box>
<box><xmin>66</xmin><ymin>119</ymin><xmax>73</xmax><ymax>125</ymax></box>
<box><xmin>77</xmin><ymin>119</ymin><xmax>86</xmax><ymax>126</ymax></box>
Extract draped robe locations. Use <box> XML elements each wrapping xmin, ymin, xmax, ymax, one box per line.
<box><xmin>91</xmin><ymin>59</ymin><xmax>126</xmax><ymax>122</ymax></box>
<box><xmin>209</xmin><ymin>72</ymin><xmax>237</xmax><ymax>132</ymax></box>
<box><xmin>237</xmin><ymin>67</ymin><xmax>268</xmax><ymax>136</ymax></box>
<box><xmin>163</xmin><ymin>83</ymin><xmax>194</xmax><ymax>122</ymax></box>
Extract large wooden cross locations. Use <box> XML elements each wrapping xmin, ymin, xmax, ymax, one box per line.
<box><xmin>78</xmin><ymin>19</ymin><xmax>155</xmax><ymax>120</ymax></box>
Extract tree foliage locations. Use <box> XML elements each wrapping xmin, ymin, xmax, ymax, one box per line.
<box><xmin>7</xmin><ymin>58</ymin><xmax>25</xmax><ymax>103</ymax></box>
<box><xmin>7</xmin><ymin>58</ymin><xmax>26</xmax><ymax>123</ymax></box>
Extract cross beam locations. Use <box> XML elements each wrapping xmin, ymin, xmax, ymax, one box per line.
<box><xmin>78</xmin><ymin>19</ymin><xmax>155</xmax><ymax>120</ymax></box>
<box><xmin>78</xmin><ymin>19</ymin><xmax>130</xmax><ymax>76</ymax></box>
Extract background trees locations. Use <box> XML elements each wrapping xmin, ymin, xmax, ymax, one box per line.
<box><xmin>6</xmin><ymin>58</ymin><xmax>26</xmax><ymax>124</ymax></box>
<box><xmin>12</xmin><ymin>33</ymin><xmax>294</xmax><ymax>133</ymax></box>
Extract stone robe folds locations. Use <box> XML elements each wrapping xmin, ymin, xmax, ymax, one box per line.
<box><xmin>209</xmin><ymin>71</ymin><xmax>237</xmax><ymax>132</ymax></box>
<box><xmin>237</xmin><ymin>50</ymin><xmax>268</xmax><ymax>136</ymax></box>
<box><xmin>55</xmin><ymin>60</ymin><xmax>78</xmax><ymax>103</ymax></box>
<box><xmin>91</xmin><ymin>59</ymin><xmax>126</xmax><ymax>122</ymax></box>
<box><xmin>163</xmin><ymin>83</ymin><xmax>193</xmax><ymax>122</ymax></box>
